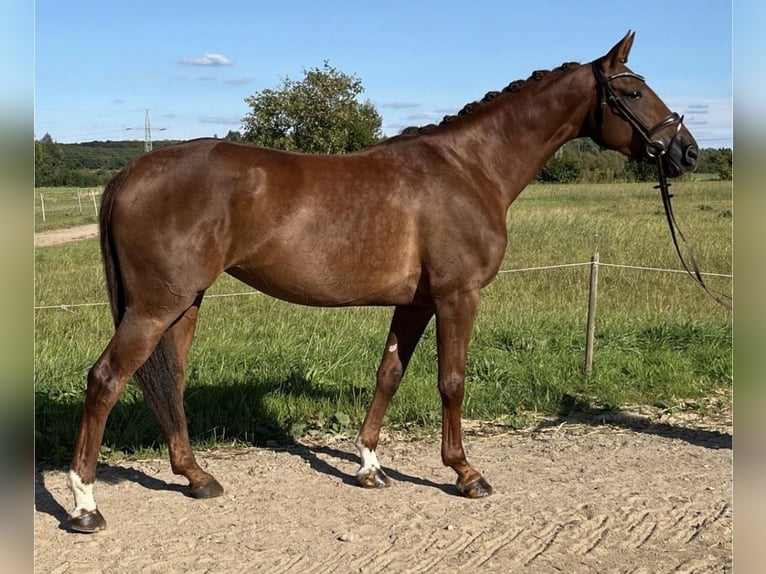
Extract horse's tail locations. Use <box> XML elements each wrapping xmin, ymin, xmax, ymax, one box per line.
<box><xmin>99</xmin><ymin>169</ymin><xmax>129</xmax><ymax>327</ymax></box>
<box><xmin>99</xmin><ymin>167</ymin><xmax>180</xmax><ymax>394</ymax></box>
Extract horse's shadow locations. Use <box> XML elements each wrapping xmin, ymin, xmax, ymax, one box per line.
<box><xmin>35</xmin><ymin>377</ymin><xmax>730</xmax><ymax>533</ymax></box>
<box><xmin>537</xmin><ymin>395</ymin><xmax>732</xmax><ymax>450</ymax></box>
<box><xmin>285</xmin><ymin>442</ymin><xmax>455</xmax><ymax>494</ymax></box>
<box><xmin>34</xmin><ymin>462</ymin><xmax>188</xmax><ymax>530</ymax></box>
<box><xmin>35</xmin><ymin>442</ymin><xmax>455</xmax><ymax>532</ymax></box>
<box><xmin>35</xmin><ymin>369</ymin><xmax>459</xmax><ymax>532</ymax></box>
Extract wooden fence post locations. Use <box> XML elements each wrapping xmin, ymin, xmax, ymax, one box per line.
<box><xmin>91</xmin><ymin>190</ymin><xmax>98</xmax><ymax>216</ymax></box>
<box><xmin>77</xmin><ymin>189</ymin><xmax>83</xmax><ymax>214</ymax></box>
<box><xmin>40</xmin><ymin>193</ymin><xmax>46</xmax><ymax>223</ymax></box>
<box><xmin>584</xmin><ymin>251</ymin><xmax>599</xmax><ymax>374</ymax></box>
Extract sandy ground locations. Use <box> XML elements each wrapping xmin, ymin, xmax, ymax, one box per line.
<box><xmin>34</xmin><ymin>225</ymin><xmax>732</xmax><ymax>572</ymax></box>
<box><xmin>35</xmin><ymin>405</ymin><xmax>732</xmax><ymax>574</ymax></box>
<box><xmin>34</xmin><ymin>224</ymin><xmax>99</xmax><ymax>247</ymax></box>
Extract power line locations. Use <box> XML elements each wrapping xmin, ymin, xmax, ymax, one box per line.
<box><xmin>127</xmin><ymin>110</ymin><xmax>167</xmax><ymax>151</ymax></box>
<box><xmin>145</xmin><ymin>110</ymin><xmax>152</xmax><ymax>152</ymax></box>
<box><xmin>39</xmin><ymin>110</ymin><xmax>167</xmax><ymax>143</ymax></box>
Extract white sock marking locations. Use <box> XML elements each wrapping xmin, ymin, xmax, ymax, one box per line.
<box><xmin>354</xmin><ymin>434</ymin><xmax>381</xmax><ymax>476</ymax></box>
<box><xmin>388</xmin><ymin>343</ymin><xmax>398</xmax><ymax>353</ymax></box>
<box><xmin>67</xmin><ymin>470</ymin><xmax>97</xmax><ymax>516</ymax></box>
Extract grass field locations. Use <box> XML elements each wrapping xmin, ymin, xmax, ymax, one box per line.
<box><xmin>34</xmin><ymin>187</ymin><xmax>103</xmax><ymax>232</ymax></box>
<box><xmin>34</xmin><ymin>181</ymin><xmax>732</xmax><ymax>464</ymax></box>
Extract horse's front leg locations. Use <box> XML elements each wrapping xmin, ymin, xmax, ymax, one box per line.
<box><xmin>355</xmin><ymin>304</ymin><xmax>434</xmax><ymax>488</ymax></box>
<box><xmin>434</xmin><ymin>290</ymin><xmax>493</xmax><ymax>498</ymax></box>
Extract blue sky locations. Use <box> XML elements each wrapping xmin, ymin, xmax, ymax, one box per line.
<box><xmin>35</xmin><ymin>0</ymin><xmax>732</xmax><ymax>148</ymax></box>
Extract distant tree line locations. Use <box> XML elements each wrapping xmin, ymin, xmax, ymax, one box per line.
<box><xmin>35</xmin><ymin>63</ymin><xmax>731</xmax><ymax>187</ymax></box>
<box><xmin>34</xmin><ymin>134</ymin><xmax>183</xmax><ymax>187</ymax></box>
<box><xmin>535</xmin><ymin>139</ymin><xmax>732</xmax><ymax>183</ymax></box>
<box><xmin>34</xmin><ymin>132</ymin><xmax>733</xmax><ymax>188</ymax></box>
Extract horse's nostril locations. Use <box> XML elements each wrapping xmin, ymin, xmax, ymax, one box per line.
<box><xmin>683</xmin><ymin>145</ymin><xmax>699</xmax><ymax>167</ymax></box>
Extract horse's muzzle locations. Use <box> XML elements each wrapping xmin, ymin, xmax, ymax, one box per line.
<box><xmin>682</xmin><ymin>144</ymin><xmax>699</xmax><ymax>169</ymax></box>
<box><xmin>663</xmin><ymin>138</ymin><xmax>698</xmax><ymax>177</ymax></box>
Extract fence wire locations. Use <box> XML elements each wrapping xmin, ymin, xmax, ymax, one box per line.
<box><xmin>33</xmin><ymin>261</ymin><xmax>732</xmax><ymax>311</ymax></box>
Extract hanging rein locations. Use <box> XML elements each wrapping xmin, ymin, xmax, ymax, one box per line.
<box><xmin>592</xmin><ymin>62</ymin><xmax>732</xmax><ymax>310</ymax></box>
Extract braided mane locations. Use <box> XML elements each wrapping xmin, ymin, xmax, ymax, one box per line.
<box><xmin>395</xmin><ymin>61</ymin><xmax>581</xmax><ymax>137</ymax></box>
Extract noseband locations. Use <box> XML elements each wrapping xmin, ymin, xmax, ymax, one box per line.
<box><xmin>592</xmin><ymin>61</ymin><xmax>684</xmax><ymax>160</ymax></box>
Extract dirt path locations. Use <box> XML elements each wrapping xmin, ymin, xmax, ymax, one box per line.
<box><xmin>35</xmin><ymin>408</ymin><xmax>732</xmax><ymax>573</ymax></box>
<box><xmin>34</xmin><ymin>224</ymin><xmax>98</xmax><ymax>247</ymax></box>
<box><xmin>33</xmin><ymin>224</ymin><xmax>733</xmax><ymax>571</ymax></box>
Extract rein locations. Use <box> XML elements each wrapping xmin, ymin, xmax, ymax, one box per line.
<box><xmin>653</xmin><ymin>156</ymin><xmax>732</xmax><ymax>309</ymax></box>
<box><xmin>593</xmin><ymin>61</ymin><xmax>732</xmax><ymax>310</ymax></box>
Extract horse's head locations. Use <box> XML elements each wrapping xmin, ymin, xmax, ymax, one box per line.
<box><xmin>588</xmin><ymin>31</ymin><xmax>698</xmax><ymax>177</ymax></box>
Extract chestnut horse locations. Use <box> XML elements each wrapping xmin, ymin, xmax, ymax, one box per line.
<box><xmin>67</xmin><ymin>31</ymin><xmax>698</xmax><ymax>532</ymax></box>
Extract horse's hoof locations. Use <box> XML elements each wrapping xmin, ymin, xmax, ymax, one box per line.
<box><xmin>190</xmin><ymin>478</ymin><xmax>224</xmax><ymax>499</ymax></box>
<box><xmin>457</xmin><ymin>476</ymin><xmax>493</xmax><ymax>498</ymax></box>
<box><xmin>357</xmin><ymin>467</ymin><xmax>392</xmax><ymax>489</ymax></box>
<box><xmin>68</xmin><ymin>509</ymin><xmax>106</xmax><ymax>533</ymax></box>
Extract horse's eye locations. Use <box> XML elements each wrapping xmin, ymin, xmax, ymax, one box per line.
<box><xmin>627</xmin><ymin>90</ymin><xmax>642</xmax><ymax>100</ymax></box>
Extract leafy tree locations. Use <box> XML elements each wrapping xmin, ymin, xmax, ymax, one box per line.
<box><xmin>241</xmin><ymin>61</ymin><xmax>383</xmax><ymax>153</ymax></box>
<box><xmin>35</xmin><ymin>133</ymin><xmax>65</xmax><ymax>186</ymax></box>
<box><xmin>622</xmin><ymin>156</ymin><xmax>658</xmax><ymax>182</ymax></box>
<box><xmin>34</xmin><ymin>137</ymin><xmax>182</xmax><ymax>187</ymax></box>
<box><xmin>537</xmin><ymin>140</ymin><xmax>590</xmax><ymax>182</ymax></box>
<box><xmin>713</xmin><ymin>148</ymin><xmax>732</xmax><ymax>180</ymax></box>
<box><xmin>537</xmin><ymin>139</ymin><xmax>627</xmax><ymax>183</ymax></box>
<box><xmin>577</xmin><ymin>140</ymin><xmax>626</xmax><ymax>183</ymax></box>
<box><xmin>696</xmin><ymin>147</ymin><xmax>732</xmax><ymax>179</ymax></box>
<box><xmin>538</xmin><ymin>153</ymin><xmax>580</xmax><ymax>183</ymax></box>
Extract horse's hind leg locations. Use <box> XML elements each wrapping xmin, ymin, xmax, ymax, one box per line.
<box><xmin>135</xmin><ymin>295</ymin><xmax>224</xmax><ymax>499</ymax></box>
<box><xmin>355</xmin><ymin>304</ymin><xmax>434</xmax><ymax>488</ymax></box>
<box><xmin>68</xmin><ymin>306</ymin><xmax>188</xmax><ymax>533</ymax></box>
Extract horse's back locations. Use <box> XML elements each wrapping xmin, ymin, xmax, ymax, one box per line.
<box><xmin>107</xmin><ymin>139</ymin><xmax>430</xmax><ymax>306</ymax></box>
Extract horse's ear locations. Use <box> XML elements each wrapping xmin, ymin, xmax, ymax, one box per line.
<box><xmin>604</xmin><ymin>30</ymin><xmax>636</xmax><ymax>67</ymax></box>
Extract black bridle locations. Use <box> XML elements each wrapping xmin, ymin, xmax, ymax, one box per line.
<box><xmin>593</xmin><ymin>61</ymin><xmax>732</xmax><ymax>310</ymax></box>
<box><xmin>592</xmin><ymin>61</ymin><xmax>685</xmax><ymax>161</ymax></box>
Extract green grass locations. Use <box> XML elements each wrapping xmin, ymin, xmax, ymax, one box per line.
<box><xmin>34</xmin><ymin>186</ymin><xmax>103</xmax><ymax>232</ymax></box>
<box><xmin>34</xmin><ymin>182</ymin><xmax>732</xmax><ymax>464</ymax></box>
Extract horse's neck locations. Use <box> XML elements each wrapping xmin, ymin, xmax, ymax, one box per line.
<box><xmin>449</xmin><ymin>66</ymin><xmax>594</xmax><ymax>209</ymax></box>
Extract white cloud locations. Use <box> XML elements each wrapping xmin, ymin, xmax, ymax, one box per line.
<box><xmin>225</xmin><ymin>77</ymin><xmax>254</xmax><ymax>86</ymax></box>
<box><xmin>198</xmin><ymin>115</ymin><xmax>241</xmax><ymax>125</ymax></box>
<box><xmin>380</xmin><ymin>102</ymin><xmax>420</xmax><ymax>110</ymax></box>
<box><xmin>669</xmin><ymin>97</ymin><xmax>732</xmax><ymax>147</ymax></box>
<box><xmin>405</xmin><ymin>112</ymin><xmax>441</xmax><ymax>122</ymax></box>
<box><xmin>180</xmin><ymin>53</ymin><xmax>233</xmax><ymax>67</ymax></box>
